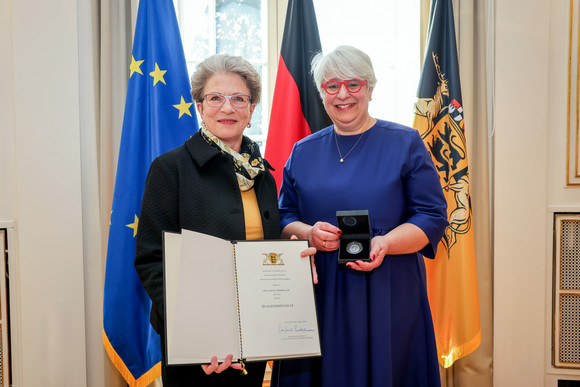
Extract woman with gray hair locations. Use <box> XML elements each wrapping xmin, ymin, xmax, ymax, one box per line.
<box><xmin>272</xmin><ymin>45</ymin><xmax>447</xmax><ymax>387</ymax></box>
<box><xmin>135</xmin><ymin>54</ymin><xmax>314</xmax><ymax>386</ymax></box>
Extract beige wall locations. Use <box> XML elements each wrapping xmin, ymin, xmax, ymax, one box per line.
<box><xmin>0</xmin><ymin>0</ymin><xmax>15</xmax><ymax>222</ymax></box>
<box><xmin>495</xmin><ymin>0</ymin><xmax>580</xmax><ymax>386</ymax></box>
<box><xmin>494</xmin><ymin>0</ymin><xmax>549</xmax><ymax>385</ymax></box>
<box><xmin>545</xmin><ymin>0</ymin><xmax>580</xmax><ymax>385</ymax></box>
<box><xmin>2</xmin><ymin>0</ymin><xmax>91</xmax><ymax>385</ymax></box>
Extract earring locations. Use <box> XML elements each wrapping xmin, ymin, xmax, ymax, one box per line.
<box><xmin>247</xmin><ymin>123</ymin><xmax>252</xmax><ymax>128</ymax></box>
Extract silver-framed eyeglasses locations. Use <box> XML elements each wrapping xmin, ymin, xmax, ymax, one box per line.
<box><xmin>321</xmin><ymin>78</ymin><xmax>367</xmax><ymax>95</ymax></box>
<box><xmin>203</xmin><ymin>93</ymin><xmax>251</xmax><ymax>108</ymax></box>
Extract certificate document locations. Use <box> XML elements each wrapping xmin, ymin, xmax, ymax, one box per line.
<box><xmin>163</xmin><ymin>229</ymin><xmax>321</xmax><ymax>365</ymax></box>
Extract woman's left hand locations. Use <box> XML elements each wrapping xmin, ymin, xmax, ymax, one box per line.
<box><xmin>346</xmin><ymin>235</ymin><xmax>389</xmax><ymax>272</ymax></box>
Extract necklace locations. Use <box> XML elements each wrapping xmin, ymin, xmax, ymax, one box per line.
<box><xmin>334</xmin><ymin>129</ymin><xmax>367</xmax><ymax>163</ymax></box>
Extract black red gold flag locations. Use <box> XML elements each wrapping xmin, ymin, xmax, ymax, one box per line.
<box><xmin>265</xmin><ymin>0</ymin><xmax>332</xmax><ymax>190</ymax></box>
<box><xmin>412</xmin><ymin>0</ymin><xmax>481</xmax><ymax>368</ymax></box>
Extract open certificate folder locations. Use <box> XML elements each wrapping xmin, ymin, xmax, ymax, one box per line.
<box><xmin>163</xmin><ymin>229</ymin><xmax>321</xmax><ymax>365</ymax></box>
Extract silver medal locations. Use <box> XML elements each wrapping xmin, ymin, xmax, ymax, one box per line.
<box><xmin>346</xmin><ymin>241</ymin><xmax>363</xmax><ymax>255</ymax></box>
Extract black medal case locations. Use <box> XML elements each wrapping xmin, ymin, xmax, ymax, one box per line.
<box><xmin>336</xmin><ymin>210</ymin><xmax>371</xmax><ymax>264</ymax></box>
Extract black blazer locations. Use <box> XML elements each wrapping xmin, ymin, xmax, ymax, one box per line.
<box><xmin>135</xmin><ymin>132</ymin><xmax>280</xmax><ymax>333</ymax></box>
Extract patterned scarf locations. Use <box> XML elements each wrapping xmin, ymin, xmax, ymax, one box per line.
<box><xmin>200</xmin><ymin>123</ymin><xmax>265</xmax><ymax>191</ymax></box>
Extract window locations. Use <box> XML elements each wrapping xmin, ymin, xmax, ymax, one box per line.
<box><xmin>174</xmin><ymin>0</ymin><xmax>420</xmax><ymax>146</ymax></box>
<box><xmin>314</xmin><ymin>0</ymin><xmax>420</xmax><ymax>127</ymax></box>
<box><xmin>174</xmin><ymin>0</ymin><xmax>269</xmax><ymax>146</ymax></box>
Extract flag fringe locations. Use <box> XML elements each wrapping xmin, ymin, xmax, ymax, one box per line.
<box><xmin>439</xmin><ymin>329</ymin><xmax>482</xmax><ymax>368</ymax></box>
<box><xmin>103</xmin><ymin>329</ymin><xmax>162</xmax><ymax>387</ymax></box>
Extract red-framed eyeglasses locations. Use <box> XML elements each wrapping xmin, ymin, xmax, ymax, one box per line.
<box><xmin>321</xmin><ymin>78</ymin><xmax>367</xmax><ymax>95</ymax></box>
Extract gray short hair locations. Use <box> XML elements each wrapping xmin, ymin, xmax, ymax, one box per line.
<box><xmin>191</xmin><ymin>54</ymin><xmax>261</xmax><ymax>105</ymax></box>
<box><xmin>311</xmin><ymin>45</ymin><xmax>377</xmax><ymax>99</ymax></box>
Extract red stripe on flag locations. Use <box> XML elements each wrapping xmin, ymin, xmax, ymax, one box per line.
<box><xmin>265</xmin><ymin>56</ymin><xmax>311</xmax><ymax>190</ymax></box>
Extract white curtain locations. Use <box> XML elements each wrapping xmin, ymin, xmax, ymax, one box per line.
<box><xmin>84</xmin><ymin>0</ymin><xmax>150</xmax><ymax>385</ymax></box>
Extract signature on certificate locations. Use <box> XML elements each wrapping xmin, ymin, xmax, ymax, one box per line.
<box><xmin>278</xmin><ymin>322</ymin><xmax>316</xmax><ymax>335</ymax></box>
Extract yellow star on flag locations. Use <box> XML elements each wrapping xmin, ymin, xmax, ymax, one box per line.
<box><xmin>126</xmin><ymin>215</ymin><xmax>139</xmax><ymax>238</ymax></box>
<box><xmin>150</xmin><ymin>63</ymin><xmax>167</xmax><ymax>86</ymax></box>
<box><xmin>129</xmin><ymin>56</ymin><xmax>144</xmax><ymax>77</ymax></box>
<box><xmin>173</xmin><ymin>96</ymin><xmax>193</xmax><ymax>118</ymax></box>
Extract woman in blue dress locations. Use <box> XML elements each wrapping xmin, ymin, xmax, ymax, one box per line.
<box><xmin>271</xmin><ymin>46</ymin><xmax>448</xmax><ymax>387</ymax></box>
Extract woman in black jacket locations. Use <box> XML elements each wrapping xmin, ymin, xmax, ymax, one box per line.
<box><xmin>135</xmin><ymin>54</ymin><xmax>293</xmax><ymax>387</ymax></box>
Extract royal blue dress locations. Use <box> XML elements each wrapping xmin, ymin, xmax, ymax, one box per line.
<box><xmin>271</xmin><ymin>120</ymin><xmax>447</xmax><ymax>387</ymax></box>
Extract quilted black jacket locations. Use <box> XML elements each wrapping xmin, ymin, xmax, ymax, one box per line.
<box><xmin>135</xmin><ymin>131</ymin><xmax>280</xmax><ymax>333</ymax></box>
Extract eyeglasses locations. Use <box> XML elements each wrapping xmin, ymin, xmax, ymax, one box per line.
<box><xmin>203</xmin><ymin>93</ymin><xmax>251</xmax><ymax>108</ymax></box>
<box><xmin>321</xmin><ymin>78</ymin><xmax>367</xmax><ymax>95</ymax></box>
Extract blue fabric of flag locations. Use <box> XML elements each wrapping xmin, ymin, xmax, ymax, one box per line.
<box><xmin>102</xmin><ymin>1</ymin><xmax>197</xmax><ymax>385</ymax></box>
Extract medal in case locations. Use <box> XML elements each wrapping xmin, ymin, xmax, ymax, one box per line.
<box><xmin>336</xmin><ymin>210</ymin><xmax>371</xmax><ymax>264</ymax></box>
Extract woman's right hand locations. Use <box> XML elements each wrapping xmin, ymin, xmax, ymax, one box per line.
<box><xmin>309</xmin><ymin>221</ymin><xmax>342</xmax><ymax>251</ymax></box>
<box><xmin>282</xmin><ymin>220</ymin><xmax>340</xmax><ymax>284</ymax></box>
<box><xmin>201</xmin><ymin>354</ymin><xmax>244</xmax><ymax>375</ymax></box>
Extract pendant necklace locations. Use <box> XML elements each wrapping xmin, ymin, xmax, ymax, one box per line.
<box><xmin>334</xmin><ymin>129</ymin><xmax>367</xmax><ymax>163</ymax></box>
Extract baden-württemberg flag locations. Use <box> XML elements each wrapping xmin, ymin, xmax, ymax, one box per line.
<box><xmin>102</xmin><ymin>1</ymin><xmax>197</xmax><ymax>385</ymax></box>
<box><xmin>412</xmin><ymin>0</ymin><xmax>481</xmax><ymax>368</ymax></box>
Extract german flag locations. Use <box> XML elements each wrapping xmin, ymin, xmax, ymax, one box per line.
<box><xmin>412</xmin><ymin>0</ymin><xmax>481</xmax><ymax>368</ymax></box>
<box><xmin>265</xmin><ymin>0</ymin><xmax>331</xmax><ymax>190</ymax></box>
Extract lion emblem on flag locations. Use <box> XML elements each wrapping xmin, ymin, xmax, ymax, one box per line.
<box><xmin>413</xmin><ymin>52</ymin><xmax>473</xmax><ymax>256</ymax></box>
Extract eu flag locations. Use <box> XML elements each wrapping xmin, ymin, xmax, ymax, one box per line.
<box><xmin>102</xmin><ymin>1</ymin><xmax>197</xmax><ymax>385</ymax></box>
<box><xmin>412</xmin><ymin>0</ymin><xmax>481</xmax><ymax>368</ymax></box>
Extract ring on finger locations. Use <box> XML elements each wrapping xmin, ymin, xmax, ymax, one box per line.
<box><xmin>322</xmin><ymin>240</ymin><xmax>326</xmax><ymax>247</ymax></box>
